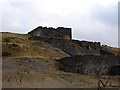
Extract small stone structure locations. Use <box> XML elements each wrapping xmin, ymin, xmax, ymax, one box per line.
<box><xmin>28</xmin><ymin>26</ymin><xmax>72</xmax><ymax>39</ymax></box>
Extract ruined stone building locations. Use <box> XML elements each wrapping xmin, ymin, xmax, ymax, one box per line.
<box><xmin>28</xmin><ymin>26</ymin><xmax>119</xmax><ymax>76</ymax></box>
<box><xmin>28</xmin><ymin>26</ymin><xmax>72</xmax><ymax>39</ymax></box>
<box><xmin>29</xmin><ymin>26</ymin><xmax>101</xmax><ymax>56</ymax></box>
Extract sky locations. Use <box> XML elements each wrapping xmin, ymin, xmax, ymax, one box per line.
<box><xmin>0</xmin><ymin>0</ymin><xmax>119</xmax><ymax>47</ymax></box>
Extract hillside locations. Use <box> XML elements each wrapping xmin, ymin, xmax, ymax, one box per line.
<box><xmin>2</xmin><ymin>32</ymin><xmax>69</xmax><ymax>60</ymax></box>
<box><xmin>2</xmin><ymin>32</ymin><xmax>119</xmax><ymax>88</ymax></box>
<box><xmin>101</xmin><ymin>45</ymin><xmax>120</xmax><ymax>56</ymax></box>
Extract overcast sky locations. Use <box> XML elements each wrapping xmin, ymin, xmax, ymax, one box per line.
<box><xmin>0</xmin><ymin>0</ymin><xmax>119</xmax><ymax>47</ymax></box>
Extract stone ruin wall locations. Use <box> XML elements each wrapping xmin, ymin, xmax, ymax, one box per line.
<box><xmin>28</xmin><ymin>26</ymin><xmax>72</xmax><ymax>39</ymax></box>
<box><xmin>72</xmin><ymin>40</ymin><xmax>101</xmax><ymax>56</ymax></box>
<box><xmin>28</xmin><ymin>26</ymin><xmax>101</xmax><ymax>56</ymax></box>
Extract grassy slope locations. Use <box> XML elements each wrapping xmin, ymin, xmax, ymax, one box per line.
<box><xmin>2</xmin><ymin>32</ymin><xmax>68</xmax><ymax>60</ymax></box>
<box><xmin>101</xmin><ymin>45</ymin><xmax>120</xmax><ymax>55</ymax></box>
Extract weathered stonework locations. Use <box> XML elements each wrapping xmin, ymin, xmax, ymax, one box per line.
<box><xmin>29</xmin><ymin>26</ymin><xmax>101</xmax><ymax>56</ymax></box>
<box><xmin>29</xmin><ymin>36</ymin><xmax>101</xmax><ymax>56</ymax></box>
<box><xmin>28</xmin><ymin>26</ymin><xmax>119</xmax><ymax>76</ymax></box>
<box><xmin>28</xmin><ymin>26</ymin><xmax>72</xmax><ymax>39</ymax></box>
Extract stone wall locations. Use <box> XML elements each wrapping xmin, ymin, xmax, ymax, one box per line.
<box><xmin>28</xmin><ymin>26</ymin><xmax>72</xmax><ymax>39</ymax></box>
<box><xmin>72</xmin><ymin>40</ymin><xmax>100</xmax><ymax>56</ymax></box>
<box><xmin>56</xmin><ymin>55</ymin><xmax>120</xmax><ymax>76</ymax></box>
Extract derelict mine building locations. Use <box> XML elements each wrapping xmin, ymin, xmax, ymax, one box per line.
<box><xmin>28</xmin><ymin>26</ymin><xmax>120</xmax><ymax>76</ymax></box>
<box><xmin>28</xmin><ymin>26</ymin><xmax>72</xmax><ymax>39</ymax></box>
<box><xmin>28</xmin><ymin>26</ymin><xmax>101</xmax><ymax>56</ymax></box>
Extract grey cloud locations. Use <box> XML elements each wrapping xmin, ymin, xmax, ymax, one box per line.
<box><xmin>91</xmin><ymin>4</ymin><xmax>118</xmax><ymax>27</ymax></box>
